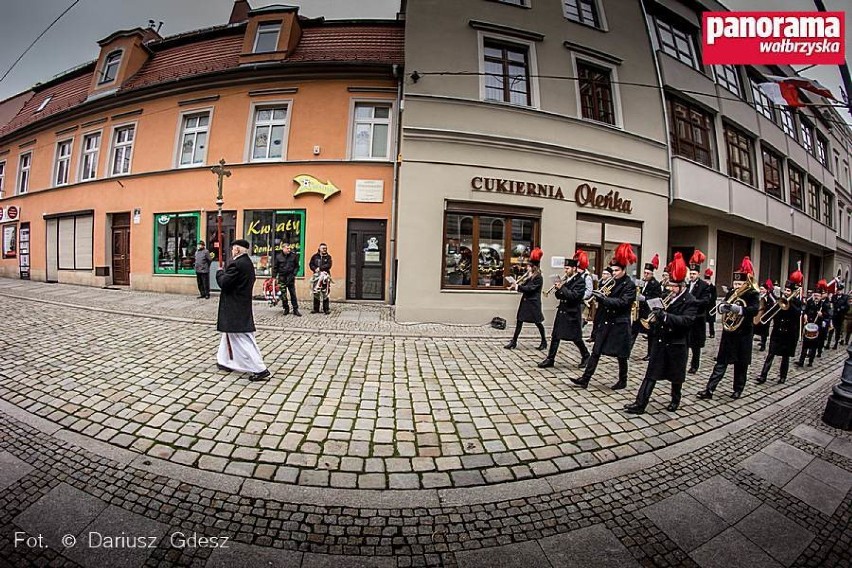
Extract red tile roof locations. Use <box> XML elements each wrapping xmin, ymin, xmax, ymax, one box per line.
<box><xmin>289</xmin><ymin>25</ymin><xmax>404</xmax><ymax>65</ymax></box>
<box><xmin>0</xmin><ymin>72</ymin><xmax>91</xmax><ymax>138</ymax></box>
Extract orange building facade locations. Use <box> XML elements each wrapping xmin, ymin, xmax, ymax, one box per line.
<box><xmin>0</xmin><ymin>3</ymin><xmax>403</xmax><ymax>301</ymax></box>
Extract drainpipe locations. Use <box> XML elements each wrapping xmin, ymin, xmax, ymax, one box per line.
<box><xmin>389</xmin><ymin>63</ymin><xmax>404</xmax><ymax>305</ymax></box>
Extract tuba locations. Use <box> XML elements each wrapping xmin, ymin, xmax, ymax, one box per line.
<box><xmin>719</xmin><ymin>273</ymin><xmax>758</xmax><ymax>332</ymax></box>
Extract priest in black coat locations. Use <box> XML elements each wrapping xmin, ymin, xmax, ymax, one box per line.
<box><xmin>758</xmin><ymin>269</ymin><xmax>803</xmax><ymax>384</ymax></box>
<box><xmin>539</xmin><ymin>255</ymin><xmax>590</xmax><ymax>369</ymax></box>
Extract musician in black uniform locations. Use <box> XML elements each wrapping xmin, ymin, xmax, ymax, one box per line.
<box><xmin>697</xmin><ymin>256</ymin><xmax>761</xmax><ymax>400</ymax></box>
<box><xmin>795</xmin><ymin>284</ymin><xmax>831</xmax><ymax>367</ymax></box>
<box><xmin>753</xmin><ymin>279</ymin><xmax>777</xmax><ymax>352</ymax></box>
<box><xmin>816</xmin><ymin>279</ymin><xmax>833</xmax><ymax>357</ymax></box>
<box><xmin>505</xmin><ymin>248</ymin><xmax>547</xmax><ymax>351</ymax></box>
<box><xmin>571</xmin><ymin>243</ymin><xmax>637</xmax><ymax>391</ymax></box>
<box><xmin>589</xmin><ymin>266</ymin><xmax>613</xmax><ymax>344</ymax></box>
<box><xmin>686</xmin><ymin>250</ymin><xmax>714</xmax><ymax>374</ymax></box>
<box><xmin>631</xmin><ymin>254</ymin><xmax>663</xmax><ymax>361</ymax></box>
<box><xmin>624</xmin><ymin>252</ymin><xmax>697</xmax><ymax>414</ymax></box>
<box><xmin>539</xmin><ymin>256</ymin><xmax>590</xmax><ymax>369</ymax></box>
<box><xmin>829</xmin><ymin>283</ymin><xmax>849</xmax><ymax>349</ymax></box>
<box><xmin>704</xmin><ymin>269</ymin><xmax>718</xmax><ymax>338</ymax></box>
<box><xmin>758</xmin><ymin>269</ymin><xmax>803</xmax><ymax>384</ymax></box>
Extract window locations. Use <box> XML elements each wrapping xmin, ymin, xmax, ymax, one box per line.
<box><xmin>667</xmin><ymin>98</ymin><xmax>714</xmax><ymax>167</ymax></box>
<box><xmin>801</xmin><ymin>120</ymin><xmax>814</xmax><ymax>154</ymax></box>
<box><xmin>762</xmin><ymin>146</ymin><xmax>783</xmax><ymax>199</ymax></box>
<box><xmin>750</xmin><ymin>79</ymin><xmax>775</xmax><ymax>121</ymax></box>
<box><xmin>789</xmin><ymin>166</ymin><xmax>804</xmax><ymax>210</ymax></box>
<box><xmin>496</xmin><ymin>0</ymin><xmax>528</xmax><ymax>5</ymax></box>
<box><xmin>253</xmin><ymin>22</ymin><xmax>280</xmax><ymax>53</ymax></box>
<box><xmin>780</xmin><ymin>108</ymin><xmax>796</xmax><ymax>139</ymax></box>
<box><xmin>243</xmin><ymin>210</ymin><xmax>306</xmax><ymax>276</ymax></box>
<box><xmin>17</xmin><ymin>152</ymin><xmax>31</xmax><ymax>195</ymax></box>
<box><xmin>577</xmin><ymin>61</ymin><xmax>615</xmax><ymax>125</ymax></box>
<box><xmin>807</xmin><ymin>179</ymin><xmax>820</xmax><ymax>219</ymax></box>
<box><xmin>483</xmin><ymin>40</ymin><xmax>531</xmax><ymax>106</ymax></box>
<box><xmin>80</xmin><ymin>132</ymin><xmax>100</xmax><ymax>181</ymax></box>
<box><xmin>35</xmin><ymin>96</ymin><xmax>52</xmax><ymax>113</ymax></box>
<box><xmin>823</xmin><ymin>190</ymin><xmax>834</xmax><ymax>227</ymax></box>
<box><xmin>250</xmin><ymin>105</ymin><xmax>288</xmax><ymax>161</ymax></box>
<box><xmin>352</xmin><ymin>103</ymin><xmax>392</xmax><ymax>159</ymax></box>
<box><xmin>2</xmin><ymin>225</ymin><xmax>16</xmax><ymax>259</ymax></box>
<box><xmin>110</xmin><ymin>125</ymin><xmax>135</xmax><ymax>175</ymax></box>
<box><xmin>0</xmin><ymin>161</ymin><xmax>5</xmax><ymax>198</ymax></box>
<box><xmin>724</xmin><ymin>125</ymin><xmax>754</xmax><ymax>185</ymax></box>
<box><xmin>99</xmin><ymin>51</ymin><xmax>122</xmax><ymax>84</ymax></box>
<box><xmin>57</xmin><ymin>214</ymin><xmax>93</xmax><ymax>270</ymax></box>
<box><xmin>715</xmin><ymin>65</ymin><xmax>742</xmax><ymax>97</ymax></box>
<box><xmin>563</xmin><ymin>0</ymin><xmax>601</xmax><ymax>28</ymax></box>
<box><xmin>154</xmin><ymin>212</ymin><xmax>200</xmax><ymax>275</ymax></box>
<box><xmin>655</xmin><ymin>17</ymin><xmax>697</xmax><ymax>68</ymax></box>
<box><xmin>443</xmin><ymin>206</ymin><xmax>541</xmax><ymax>290</ymax></box>
<box><xmin>816</xmin><ymin>135</ymin><xmax>828</xmax><ymax>169</ymax></box>
<box><xmin>54</xmin><ymin>139</ymin><xmax>72</xmax><ymax>186</ymax></box>
<box><xmin>178</xmin><ymin>112</ymin><xmax>210</xmax><ymax>166</ymax></box>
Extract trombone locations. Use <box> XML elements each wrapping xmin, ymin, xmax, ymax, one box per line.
<box><xmin>758</xmin><ymin>287</ymin><xmax>802</xmax><ymax>325</ymax></box>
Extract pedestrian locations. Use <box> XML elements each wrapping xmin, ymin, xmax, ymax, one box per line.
<box><xmin>272</xmin><ymin>242</ymin><xmax>301</xmax><ymax>316</ymax></box>
<box><xmin>828</xmin><ymin>282</ymin><xmax>848</xmax><ymax>349</ymax></box>
<box><xmin>758</xmin><ymin>268</ymin><xmax>803</xmax><ymax>384</ymax></box>
<box><xmin>538</xmin><ymin>251</ymin><xmax>590</xmax><ymax>369</ymax></box>
<box><xmin>309</xmin><ymin>243</ymin><xmax>333</xmax><ymax>314</ymax></box>
<box><xmin>194</xmin><ymin>240</ymin><xmax>212</xmax><ymax>299</ymax></box>
<box><xmin>624</xmin><ymin>252</ymin><xmax>697</xmax><ymax>414</ymax></box>
<box><xmin>216</xmin><ymin>239</ymin><xmax>270</xmax><ymax>381</ymax></box>
<box><xmin>505</xmin><ymin>247</ymin><xmax>547</xmax><ymax>350</ymax></box>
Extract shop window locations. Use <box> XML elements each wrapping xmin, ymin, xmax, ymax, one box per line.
<box><xmin>443</xmin><ymin>206</ymin><xmax>540</xmax><ymax>290</ymax></box>
<box><xmin>243</xmin><ymin>209</ymin><xmax>306</xmax><ymax>277</ymax></box>
<box><xmin>563</xmin><ymin>0</ymin><xmax>602</xmax><ymax>28</ymax></box>
<box><xmin>667</xmin><ymin>97</ymin><xmax>714</xmax><ymax>167</ymax></box>
<box><xmin>2</xmin><ymin>225</ymin><xmax>16</xmax><ymax>258</ymax></box>
<box><xmin>250</xmin><ymin>105</ymin><xmax>288</xmax><ymax>161</ymax></box>
<box><xmin>788</xmin><ymin>166</ymin><xmax>804</xmax><ymax>211</ymax></box>
<box><xmin>761</xmin><ymin>146</ymin><xmax>783</xmax><ymax>200</ymax></box>
<box><xmin>110</xmin><ymin>124</ymin><xmax>135</xmax><ymax>175</ymax></box>
<box><xmin>178</xmin><ymin>111</ymin><xmax>210</xmax><ymax>166</ymax></box>
<box><xmin>253</xmin><ymin>22</ymin><xmax>281</xmax><ymax>53</ymax></box>
<box><xmin>724</xmin><ymin>125</ymin><xmax>754</xmax><ymax>185</ymax></box>
<box><xmin>80</xmin><ymin>132</ymin><xmax>100</xmax><ymax>181</ymax></box>
<box><xmin>54</xmin><ymin>139</ymin><xmax>72</xmax><ymax>186</ymax></box>
<box><xmin>57</xmin><ymin>214</ymin><xmax>93</xmax><ymax>270</ymax></box>
<box><xmin>352</xmin><ymin>103</ymin><xmax>391</xmax><ymax>160</ymax></box>
<box><xmin>99</xmin><ymin>51</ymin><xmax>122</xmax><ymax>84</ymax></box>
<box><xmin>654</xmin><ymin>16</ymin><xmax>697</xmax><ymax>68</ymax></box>
<box><xmin>715</xmin><ymin>65</ymin><xmax>742</xmax><ymax>97</ymax></box>
<box><xmin>154</xmin><ymin>212</ymin><xmax>200</xmax><ymax>275</ymax></box>
<box><xmin>780</xmin><ymin>108</ymin><xmax>796</xmax><ymax>139</ymax></box>
<box><xmin>483</xmin><ymin>39</ymin><xmax>531</xmax><ymax>106</ymax></box>
<box><xmin>577</xmin><ymin>61</ymin><xmax>615</xmax><ymax>125</ymax></box>
<box><xmin>17</xmin><ymin>152</ymin><xmax>31</xmax><ymax>195</ymax></box>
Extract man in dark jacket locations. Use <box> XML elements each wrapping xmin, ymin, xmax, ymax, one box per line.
<box><xmin>216</xmin><ymin>239</ymin><xmax>269</xmax><ymax>381</ymax></box>
<box><xmin>828</xmin><ymin>283</ymin><xmax>848</xmax><ymax>349</ymax></box>
<box><xmin>272</xmin><ymin>242</ymin><xmax>301</xmax><ymax>316</ymax></box>
<box><xmin>685</xmin><ymin>251</ymin><xmax>713</xmax><ymax>374</ymax></box>
<box><xmin>758</xmin><ymin>269</ymin><xmax>803</xmax><ymax>384</ymax></box>
<box><xmin>194</xmin><ymin>240</ymin><xmax>212</xmax><ymax>299</ymax></box>
<box><xmin>704</xmin><ymin>269</ymin><xmax>718</xmax><ymax>338</ymax></box>
<box><xmin>624</xmin><ymin>252</ymin><xmax>697</xmax><ymax>414</ymax></box>
<box><xmin>571</xmin><ymin>243</ymin><xmax>637</xmax><ymax>391</ymax></box>
<box><xmin>309</xmin><ymin>243</ymin><xmax>333</xmax><ymax>314</ymax></box>
<box><xmin>538</xmin><ymin>256</ymin><xmax>589</xmax><ymax>368</ymax></box>
<box><xmin>631</xmin><ymin>254</ymin><xmax>663</xmax><ymax>361</ymax></box>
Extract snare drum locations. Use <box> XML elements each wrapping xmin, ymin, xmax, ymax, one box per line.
<box><xmin>803</xmin><ymin>323</ymin><xmax>819</xmax><ymax>340</ymax></box>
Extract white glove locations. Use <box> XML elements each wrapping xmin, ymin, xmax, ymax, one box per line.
<box><xmin>638</xmin><ymin>294</ymin><xmax>646</xmax><ymax>302</ymax></box>
<box><xmin>729</xmin><ymin>304</ymin><xmax>743</xmax><ymax>315</ymax></box>
<box><xmin>718</xmin><ymin>303</ymin><xmax>732</xmax><ymax>314</ymax></box>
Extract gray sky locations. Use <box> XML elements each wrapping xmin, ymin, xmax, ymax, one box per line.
<box><xmin>0</xmin><ymin>0</ymin><xmax>849</xmax><ymax>124</ymax></box>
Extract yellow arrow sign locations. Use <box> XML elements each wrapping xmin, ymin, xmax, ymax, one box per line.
<box><xmin>293</xmin><ymin>175</ymin><xmax>340</xmax><ymax>201</ymax></box>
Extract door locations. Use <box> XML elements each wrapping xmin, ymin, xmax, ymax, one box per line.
<box><xmin>716</xmin><ymin>230</ymin><xmax>751</xmax><ymax>292</ymax></box>
<box><xmin>206</xmin><ymin>211</ymin><xmax>237</xmax><ymax>291</ymax></box>
<box><xmin>347</xmin><ymin>219</ymin><xmax>386</xmax><ymax>300</ymax></box>
<box><xmin>112</xmin><ymin>213</ymin><xmax>131</xmax><ymax>285</ymax></box>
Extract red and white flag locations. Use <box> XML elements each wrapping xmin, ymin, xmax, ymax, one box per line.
<box><xmin>758</xmin><ymin>75</ymin><xmax>837</xmax><ymax>107</ymax></box>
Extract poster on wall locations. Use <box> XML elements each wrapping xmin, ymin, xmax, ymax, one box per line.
<box><xmin>3</xmin><ymin>225</ymin><xmax>17</xmax><ymax>258</ymax></box>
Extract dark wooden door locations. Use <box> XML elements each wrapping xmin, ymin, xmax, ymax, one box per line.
<box><xmin>112</xmin><ymin>226</ymin><xmax>131</xmax><ymax>285</ymax></box>
<box><xmin>347</xmin><ymin>220</ymin><xmax>386</xmax><ymax>300</ymax></box>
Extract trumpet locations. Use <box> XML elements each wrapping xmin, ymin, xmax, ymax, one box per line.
<box><xmin>544</xmin><ymin>273</ymin><xmax>569</xmax><ymax>297</ymax></box>
<box><xmin>588</xmin><ymin>277</ymin><xmax>616</xmax><ymax>307</ymax></box>
<box><xmin>508</xmin><ymin>271</ymin><xmax>532</xmax><ymax>291</ymax></box>
<box><xmin>758</xmin><ymin>287</ymin><xmax>802</xmax><ymax>325</ymax></box>
<box><xmin>639</xmin><ymin>289</ymin><xmax>677</xmax><ymax>329</ymax></box>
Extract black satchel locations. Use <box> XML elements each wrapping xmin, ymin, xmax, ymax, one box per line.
<box><xmin>490</xmin><ymin>316</ymin><xmax>507</xmax><ymax>330</ymax></box>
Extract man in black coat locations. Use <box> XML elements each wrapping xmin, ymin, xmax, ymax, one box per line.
<box><xmin>758</xmin><ymin>269</ymin><xmax>803</xmax><ymax>384</ymax></box>
<box><xmin>272</xmin><ymin>242</ymin><xmax>301</xmax><ymax>316</ymax></box>
<box><xmin>686</xmin><ymin>254</ymin><xmax>714</xmax><ymax>374</ymax></box>
<box><xmin>538</xmin><ymin>257</ymin><xmax>589</xmax><ymax>368</ymax></box>
<box><xmin>631</xmin><ymin>255</ymin><xmax>663</xmax><ymax>361</ymax></box>
<box><xmin>216</xmin><ymin>239</ymin><xmax>270</xmax><ymax>381</ymax></box>
<box><xmin>697</xmin><ymin>258</ymin><xmax>760</xmax><ymax>400</ymax></box>
<box><xmin>571</xmin><ymin>243</ymin><xmax>637</xmax><ymax>391</ymax></box>
<box><xmin>704</xmin><ymin>269</ymin><xmax>718</xmax><ymax>338</ymax></box>
<box><xmin>828</xmin><ymin>284</ymin><xmax>848</xmax><ymax>349</ymax></box>
<box><xmin>796</xmin><ymin>287</ymin><xmax>831</xmax><ymax>367</ymax></box>
<box><xmin>624</xmin><ymin>253</ymin><xmax>697</xmax><ymax>414</ymax></box>
<box><xmin>309</xmin><ymin>243</ymin><xmax>333</xmax><ymax>314</ymax></box>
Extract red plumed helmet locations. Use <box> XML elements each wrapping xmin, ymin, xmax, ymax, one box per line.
<box><xmin>574</xmin><ymin>249</ymin><xmax>589</xmax><ymax>271</ymax></box>
<box><xmin>669</xmin><ymin>252</ymin><xmax>688</xmax><ymax>283</ymax></box>
<box><xmin>788</xmin><ymin>269</ymin><xmax>804</xmax><ymax>287</ymax></box>
<box><xmin>688</xmin><ymin>249</ymin><xmax>706</xmax><ymax>268</ymax></box>
<box><xmin>704</xmin><ymin>268</ymin><xmax>714</xmax><ymax>277</ymax></box>
<box><xmin>651</xmin><ymin>253</ymin><xmax>659</xmax><ymax>269</ymax></box>
<box><xmin>611</xmin><ymin>243</ymin><xmax>637</xmax><ymax>268</ymax></box>
<box><xmin>529</xmin><ymin>247</ymin><xmax>543</xmax><ymax>265</ymax></box>
<box><xmin>816</xmin><ymin>278</ymin><xmax>828</xmax><ymax>293</ymax></box>
<box><xmin>738</xmin><ymin>256</ymin><xmax>754</xmax><ymax>276</ymax></box>
<box><xmin>764</xmin><ymin>278</ymin><xmax>773</xmax><ymax>291</ymax></box>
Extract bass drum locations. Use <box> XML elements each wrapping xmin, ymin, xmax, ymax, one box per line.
<box><xmin>803</xmin><ymin>323</ymin><xmax>819</xmax><ymax>340</ymax></box>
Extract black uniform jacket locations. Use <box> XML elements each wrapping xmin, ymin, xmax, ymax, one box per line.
<box><xmin>592</xmin><ymin>274</ymin><xmax>636</xmax><ymax>358</ymax></box>
<box><xmin>802</xmin><ymin>298</ymin><xmax>830</xmax><ymax>347</ymax></box>
<box><xmin>716</xmin><ymin>286</ymin><xmax>761</xmax><ymax>365</ymax></box>
<box><xmin>309</xmin><ymin>252</ymin><xmax>333</xmax><ymax>273</ymax></box>
<box><xmin>272</xmin><ymin>251</ymin><xmax>299</xmax><ymax>283</ymax></box>
<box><xmin>516</xmin><ymin>273</ymin><xmax>544</xmax><ymax>324</ymax></box>
<box><xmin>551</xmin><ymin>273</ymin><xmax>585</xmax><ymax>341</ymax></box>
<box><xmin>753</xmin><ymin>293</ymin><xmax>777</xmax><ymax>337</ymax></box>
<box><xmin>216</xmin><ymin>254</ymin><xmax>257</xmax><ymax>333</ymax></box>
<box><xmin>687</xmin><ymin>278</ymin><xmax>714</xmax><ymax>348</ymax></box>
<box><xmin>633</xmin><ymin>277</ymin><xmax>663</xmax><ymax>335</ymax></box>
<box><xmin>832</xmin><ymin>293</ymin><xmax>849</xmax><ymax>325</ymax></box>
<box><xmin>706</xmin><ymin>282</ymin><xmax>718</xmax><ymax>322</ymax></box>
<box><xmin>645</xmin><ymin>290</ymin><xmax>698</xmax><ymax>383</ymax></box>
<box><xmin>768</xmin><ymin>296</ymin><xmax>802</xmax><ymax>357</ymax></box>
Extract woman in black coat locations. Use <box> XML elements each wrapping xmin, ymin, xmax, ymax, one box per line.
<box><xmin>505</xmin><ymin>249</ymin><xmax>546</xmax><ymax>351</ymax></box>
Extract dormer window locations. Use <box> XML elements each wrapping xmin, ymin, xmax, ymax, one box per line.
<box><xmin>253</xmin><ymin>22</ymin><xmax>281</xmax><ymax>53</ymax></box>
<box><xmin>99</xmin><ymin>51</ymin><xmax>122</xmax><ymax>84</ymax></box>
<box><xmin>35</xmin><ymin>96</ymin><xmax>52</xmax><ymax>113</ymax></box>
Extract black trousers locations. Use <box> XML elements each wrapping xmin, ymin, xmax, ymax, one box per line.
<box><xmin>705</xmin><ymin>361</ymin><xmax>748</xmax><ymax>394</ymax></box>
<box><xmin>548</xmin><ymin>337</ymin><xmax>589</xmax><ymax>361</ymax></box>
<box><xmin>798</xmin><ymin>345</ymin><xmax>816</xmax><ymax>366</ymax></box>
<box><xmin>512</xmin><ymin>321</ymin><xmax>546</xmax><ymax>344</ymax></box>
<box><xmin>689</xmin><ymin>346</ymin><xmax>701</xmax><ymax>371</ymax></box>
<box><xmin>582</xmin><ymin>353</ymin><xmax>627</xmax><ymax>383</ymax></box>
<box><xmin>277</xmin><ymin>276</ymin><xmax>299</xmax><ymax>311</ymax></box>
<box><xmin>635</xmin><ymin>377</ymin><xmax>682</xmax><ymax>409</ymax></box>
<box><xmin>707</xmin><ymin>319</ymin><xmax>715</xmax><ymax>338</ymax></box>
<box><xmin>760</xmin><ymin>354</ymin><xmax>789</xmax><ymax>382</ymax></box>
<box><xmin>828</xmin><ymin>320</ymin><xmax>844</xmax><ymax>347</ymax></box>
<box><xmin>195</xmin><ymin>272</ymin><xmax>210</xmax><ymax>298</ymax></box>
<box><xmin>313</xmin><ymin>296</ymin><xmax>330</xmax><ymax>313</ymax></box>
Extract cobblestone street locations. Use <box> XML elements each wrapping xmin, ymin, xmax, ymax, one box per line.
<box><xmin>1</xmin><ymin>279</ymin><xmax>850</xmax><ymax>567</ymax></box>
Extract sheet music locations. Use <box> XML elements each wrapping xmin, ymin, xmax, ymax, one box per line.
<box><xmin>647</xmin><ymin>297</ymin><xmax>664</xmax><ymax>310</ymax></box>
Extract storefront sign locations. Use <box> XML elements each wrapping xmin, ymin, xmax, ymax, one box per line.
<box><xmin>0</xmin><ymin>205</ymin><xmax>20</xmax><ymax>221</ymax></box>
<box><xmin>574</xmin><ymin>183</ymin><xmax>633</xmax><ymax>214</ymax></box>
<box><xmin>243</xmin><ymin>209</ymin><xmax>306</xmax><ymax>277</ymax></box>
<box><xmin>355</xmin><ymin>180</ymin><xmax>384</xmax><ymax>203</ymax></box>
<box><xmin>471</xmin><ymin>177</ymin><xmax>565</xmax><ymax>200</ymax></box>
<box><xmin>293</xmin><ymin>175</ymin><xmax>340</xmax><ymax>201</ymax></box>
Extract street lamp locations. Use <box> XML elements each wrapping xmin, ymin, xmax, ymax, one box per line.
<box><xmin>210</xmin><ymin>159</ymin><xmax>231</xmax><ymax>270</ymax></box>
<box><xmin>823</xmin><ymin>342</ymin><xmax>852</xmax><ymax>430</ymax></box>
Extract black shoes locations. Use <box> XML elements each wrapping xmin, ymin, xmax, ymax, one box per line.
<box><xmin>293</xmin><ymin>309</ymin><xmax>302</xmax><ymax>317</ymax></box>
<box><xmin>610</xmin><ymin>380</ymin><xmax>627</xmax><ymax>390</ymax></box>
<box><xmin>537</xmin><ymin>340</ymin><xmax>548</xmax><ymax>351</ymax></box>
<box><xmin>730</xmin><ymin>391</ymin><xmax>742</xmax><ymax>399</ymax></box>
<box><xmin>641</xmin><ymin>354</ymin><xmax>650</xmax><ymax>362</ymax></box>
<box><xmin>794</xmin><ymin>360</ymin><xmax>804</xmax><ymax>367</ymax></box>
<box><xmin>688</xmin><ymin>367</ymin><xmax>698</xmax><ymax>375</ymax></box>
<box><xmin>324</xmin><ymin>310</ymin><xmax>331</xmax><ymax>315</ymax></box>
<box><xmin>249</xmin><ymin>369</ymin><xmax>271</xmax><ymax>382</ymax></box>
<box><xmin>578</xmin><ymin>355</ymin><xmax>589</xmax><ymax>369</ymax></box>
<box><xmin>537</xmin><ymin>358</ymin><xmax>555</xmax><ymax>368</ymax></box>
<box><xmin>666</xmin><ymin>401</ymin><xmax>679</xmax><ymax>412</ymax></box>
<box><xmin>311</xmin><ymin>309</ymin><xmax>319</xmax><ymax>314</ymax></box>
<box><xmin>697</xmin><ymin>390</ymin><xmax>712</xmax><ymax>400</ymax></box>
<box><xmin>623</xmin><ymin>403</ymin><xmax>646</xmax><ymax>415</ymax></box>
<box><xmin>570</xmin><ymin>377</ymin><xmax>590</xmax><ymax>389</ymax></box>
<box><xmin>778</xmin><ymin>376</ymin><xmax>787</xmax><ymax>384</ymax></box>
<box><xmin>283</xmin><ymin>307</ymin><xmax>290</xmax><ymax>315</ymax></box>
<box><xmin>217</xmin><ymin>364</ymin><xmax>234</xmax><ymax>372</ymax></box>
<box><xmin>756</xmin><ymin>376</ymin><xmax>767</xmax><ymax>385</ymax></box>
<box><xmin>504</xmin><ymin>340</ymin><xmax>517</xmax><ymax>350</ymax></box>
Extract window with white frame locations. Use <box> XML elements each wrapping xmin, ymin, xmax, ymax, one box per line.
<box><xmin>17</xmin><ymin>152</ymin><xmax>31</xmax><ymax>194</ymax></box>
<box><xmin>99</xmin><ymin>51</ymin><xmax>122</xmax><ymax>84</ymax></box>
<box><xmin>750</xmin><ymin>78</ymin><xmax>775</xmax><ymax>121</ymax></box>
<box><xmin>483</xmin><ymin>39</ymin><xmax>531</xmax><ymax>106</ymax></box>
<box><xmin>80</xmin><ymin>132</ymin><xmax>100</xmax><ymax>181</ymax></box>
<box><xmin>352</xmin><ymin>103</ymin><xmax>392</xmax><ymax>160</ymax></box>
<box><xmin>254</xmin><ymin>22</ymin><xmax>280</xmax><ymax>53</ymax></box>
<box><xmin>0</xmin><ymin>161</ymin><xmax>5</xmax><ymax>198</ymax></box>
<box><xmin>178</xmin><ymin>112</ymin><xmax>210</xmax><ymax>166</ymax></box>
<box><xmin>111</xmin><ymin>125</ymin><xmax>135</xmax><ymax>175</ymax></box>
<box><xmin>816</xmin><ymin>135</ymin><xmax>828</xmax><ymax>169</ymax></box>
<box><xmin>780</xmin><ymin>108</ymin><xmax>796</xmax><ymax>139</ymax></box>
<box><xmin>715</xmin><ymin>65</ymin><xmax>742</xmax><ymax>97</ymax></box>
<box><xmin>801</xmin><ymin>120</ymin><xmax>814</xmax><ymax>154</ymax></box>
<box><xmin>654</xmin><ymin>17</ymin><xmax>697</xmax><ymax>68</ymax></box>
<box><xmin>54</xmin><ymin>139</ymin><xmax>72</xmax><ymax>186</ymax></box>
<box><xmin>563</xmin><ymin>0</ymin><xmax>602</xmax><ymax>28</ymax></box>
<box><xmin>250</xmin><ymin>106</ymin><xmax>288</xmax><ymax>161</ymax></box>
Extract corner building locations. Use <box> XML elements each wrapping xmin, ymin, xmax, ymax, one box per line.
<box><xmin>0</xmin><ymin>2</ymin><xmax>402</xmax><ymax>301</ymax></box>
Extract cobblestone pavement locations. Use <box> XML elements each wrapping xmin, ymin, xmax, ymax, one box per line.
<box><xmin>0</xmin><ymin>278</ymin><xmax>850</xmax><ymax>567</ymax></box>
